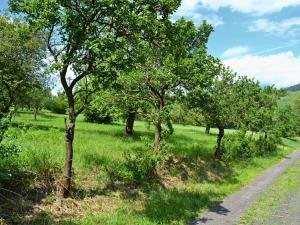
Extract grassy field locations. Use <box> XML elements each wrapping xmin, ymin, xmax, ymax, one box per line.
<box><xmin>1</xmin><ymin>111</ymin><xmax>300</xmax><ymax>225</ymax></box>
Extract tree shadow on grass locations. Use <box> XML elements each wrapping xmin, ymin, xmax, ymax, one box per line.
<box><xmin>0</xmin><ymin>179</ymin><xmax>60</xmax><ymax>225</ymax></box>
<box><xmin>0</xmin><ymin>208</ymin><xmax>76</xmax><ymax>225</ymax></box>
<box><xmin>11</xmin><ymin>122</ymin><xmax>65</xmax><ymax>132</ymax></box>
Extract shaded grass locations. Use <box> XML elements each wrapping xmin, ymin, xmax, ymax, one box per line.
<box><xmin>0</xmin><ymin>111</ymin><xmax>299</xmax><ymax>225</ymax></box>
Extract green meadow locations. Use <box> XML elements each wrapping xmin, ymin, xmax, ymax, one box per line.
<box><xmin>1</xmin><ymin>111</ymin><xmax>299</xmax><ymax>225</ymax></box>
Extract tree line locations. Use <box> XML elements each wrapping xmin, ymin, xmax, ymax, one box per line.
<box><xmin>0</xmin><ymin>0</ymin><xmax>299</xmax><ymax>198</ymax></box>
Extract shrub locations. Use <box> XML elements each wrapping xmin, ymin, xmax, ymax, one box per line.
<box><xmin>45</xmin><ymin>93</ymin><xmax>67</xmax><ymax>114</ymax></box>
<box><xmin>84</xmin><ymin>106</ymin><xmax>114</xmax><ymax>124</ymax></box>
<box><xmin>0</xmin><ymin>118</ymin><xmax>23</xmax><ymax>186</ymax></box>
<box><xmin>221</xmin><ymin>132</ymin><xmax>256</xmax><ymax>162</ymax></box>
<box><xmin>255</xmin><ymin>134</ymin><xmax>281</xmax><ymax>155</ymax></box>
<box><xmin>221</xmin><ymin>131</ymin><xmax>281</xmax><ymax>162</ymax></box>
<box><xmin>107</xmin><ymin>140</ymin><xmax>168</xmax><ymax>185</ymax></box>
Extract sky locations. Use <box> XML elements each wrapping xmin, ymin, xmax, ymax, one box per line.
<box><xmin>1</xmin><ymin>0</ymin><xmax>300</xmax><ymax>88</ymax></box>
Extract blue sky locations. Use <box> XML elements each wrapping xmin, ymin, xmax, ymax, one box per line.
<box><xmin>174</xmin><ymin>0</ymin><xmax>300</xmax><ymax>87</ymax></box>
<box><xmin>2</xmin><ymin>0</ymin><xmax>300</xmax><ymax>87</ymax></box>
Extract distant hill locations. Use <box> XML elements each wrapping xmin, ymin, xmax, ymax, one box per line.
<box><xmin>287</xmin><ymin>83</ymin><xmax>300</xmax><ymax>92</ymax></box>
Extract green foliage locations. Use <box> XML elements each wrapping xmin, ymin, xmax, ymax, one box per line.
<box><xmin>275</xmin><ymin>106</ymin><xmax>300</xmax><ymax>137</ymax></box>
<box><xmin>85</xmin><ymin>106</ymin><xmax>114</xmax><ymax>124</ymax></box>
<box><xmin>0</xmin><ymin>16</ymin><xmax>47</xmax><ymax>118</ymax></box>
<box><xmin>45</xmin><ymin>92</ymin><xmax>67</xmax><ymax>114</ymax></box>
<box><xmin>27</xmin><ymin>149</ymin><xmax>60</xmax><ymax>182</ymax></box>
<box><xmin>116</xmin><ymin>19</ymin><xmax>213</xmax><ymax>148</ymax></box>
<box><xmin>107</xmin><ymin>139</ymin><xmax>168</xmax><ymax>185</ymax></box>
<box><xmin>0</xmin><ymin>115</ymin><xmax>20</xmax><ymax>158</ymax></box>
<box><xmin>292</xmin><ymin>91</ymin><xmax>300</xmax><ymax>124</ymax></box>
<box><xmin>221</xmin><ymin>132</ymin><xmax>257</xmax><ymax>161</ymax></box>
<box><xmin>84</xmin><ymin>90</ymin><xmax>121</xmax><ymax>124</ymax></box>
<box><xmin>0</xmin><ymin>116</ymin><xmax>22</xmax><ymax>186</ymax></box>
<box><xmin>222</xmin><ymin>132</ymin><xmax>282</xmax><ymax>162</ymax></box>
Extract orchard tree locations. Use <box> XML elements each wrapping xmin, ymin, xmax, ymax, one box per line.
<box><xmin>231</xmin><ymin>76</ymin><xmax>261</xmax><ymax>132</ymax></box>
<box><xmin>118</xmin><ymin>19</ymin><xmax>213</xmax><ymax>151</ymax></box>
<box><xmin>9</xmin><ymin>0</ymin><xmax>181</xmax><ymax>197</ymax></box>
<box><xmin>250</xmin><ymin>86</ymin><xmax>285</xmax><ymax>139</ymax></box>
<box><xmin>275</xmin><ymin>106</ymin><xmax>299</xmax><ymax>138</ymax></box>
<box><xmin>188</xmin><ymin>62</ymin><xmax>240</xmax><ymax>160</ymax></box>
<box><xmin>0</xmin><ymin>16</ymin><xmax>46</xmax><ymax>119</ymax></box>
<box><xmin>22</xmin><ymin>87</ymin><xmax>52</xmax><ymax>120</ymax></box>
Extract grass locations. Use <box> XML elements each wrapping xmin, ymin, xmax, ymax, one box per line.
<box><xmin>238</xmin><ymin>159</ymin><xmax>300</xmax><ymax>225</ymax></box>
<box><xmin>1</xmin><ymin>111</ymin><xmax>300</xmax><ymax>225</ymax></box>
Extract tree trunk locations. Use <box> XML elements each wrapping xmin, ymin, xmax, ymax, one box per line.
<box><xmin>124</xmin><ymin>109</ymin><xmax>136</xmax><ymax>136</ymax></box>
<box><xmin>205</xmin><ymin>123</ymin><xmax>211</xmax><ymax>134</ymax></box>
<box><xmin>61</xmin><ymin>90</ymin><xmax>76</xmax><ymax>198</ymax></box>
<box><xmin>154</xmin><ymin>122</ymin><xmax>162</xmax><ymax>151</ymax></box>
<box><xmin>33</xmin><ymin>108</ymin><xmax>38</xmax><ymax>120</ymax></box>
<box><xmin>215</xmin><ymin>125</ymin><xmax>224</xmax><ymax>160</ymax></box>
<box><xmin>61</xmin><ymin>107</ymin><xmax>75</xmax><ymax>197</ymax></box>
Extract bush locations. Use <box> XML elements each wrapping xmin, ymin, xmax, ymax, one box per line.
<box><xmin>84</xmin><ymin>106</ymin><xmax>114</xmax><ymax>124</ymax></box>
<box><xmin>255</xmin><ymin>134</ymin><xmax>281</xmax><ymax>155</ymax></box>
<box><xmin>221</xmin><ymin>131</ymin><xmax>281</xmax><ymax>162</ymax></box>
<box><xmin>221</xmin><ymin>132</ymin><xmax>255</xmax><ymax>162</ymax></box>
<box><xmin>107</xmin><ymin>140</ymin><xmax>167</xmax><ymax>185</ymax></box>
<box><xmin>0</xmin><ymin>119</ymin><xmax>23</xmax><ymax>186</ymax></box>
<box><xmin>45</xmin><ymin>93</ymin><xmax>67</xmax><ymax>114</ymax></box>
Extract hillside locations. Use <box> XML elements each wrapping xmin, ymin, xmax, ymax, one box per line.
<box><xmin>279</xmin><ymin>90</ymin><xmax>300</xmax><ymax>107</ymax></box>
<box><xmin>288</xmin><ymin>83</ymin><xmax>300</xmax><ymax>92</ymax></box>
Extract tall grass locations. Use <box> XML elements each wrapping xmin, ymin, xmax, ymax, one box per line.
<box><xmin>2</xmin><ymin>111</ymin><xmax>299</xmax><ymax>225</ymax></box>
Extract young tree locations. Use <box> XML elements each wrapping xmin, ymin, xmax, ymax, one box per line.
<box><xmin>10</xmin><ymin>0</ymin><xmax>181</xmax><ymax>197</ymax></box>
<box><xmin>0</xmin><ymin>16</ymin><xmax>46</xmax><ymax>120</ymax></box>
<box><xmin>22</xmin><ymin>87</ymin><xmax>52</xmax><ymax>120</ymax></box>
<box><xmin>188</xmin><ymin>62</ymin><xmax>244</xmax><ymax>160</ymax></box>
<box><xmin>118</xmin><ymin>19</ymin><xmax>213</xmax><ymax>151</ymax></box>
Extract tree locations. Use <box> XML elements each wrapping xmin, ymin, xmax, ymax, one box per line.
<box><xmin>10</xmin><ymin>0</ymin><xmax>182</xmax><ymax>197</ymax></box>
<box><xmin>22</xmin><ymin>87</ymin><xmax>52</xmax><ymax>120</ymax></box>
<box><xmin>117</xmin><ymin>19</ymin><xmax>213</xmax><ymax>151</ymax></box>
<box><xmin>188</xmin><ymin>62</ymin><xmax>252</xmax><ymax>160</ymax></box>
<box><xmin>275</xmin><ymin>106</ymin><xmax>299</xmax><ymax>138</ymax></box>
<box><xmin>249</xmin><ymin>86</ymin><xmax>285</xmax><ymax>138</ymax></box>
<box><xmin>0</xmin><ymin>16</ymin><xmax>46</xmax><ymax>120</ymax></box>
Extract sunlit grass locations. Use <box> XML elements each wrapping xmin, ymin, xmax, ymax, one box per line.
<box><xmin>6</xmin><ymin>111</ymin><xmax>300</xmax><ymax>225</ymax></box>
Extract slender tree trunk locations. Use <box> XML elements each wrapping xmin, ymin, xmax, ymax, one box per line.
<box><xmin>61</xmin><ymin>99</ymin><xmax>75</xmax><ymax>198</ymax></box>
<box><xmin>205</xmin><ymin>123</ymin><xmax>211</xmax><ymax>134</ymax></box>
<box><xmin>124</xmin><ymin>109</ymin><xmax>136</xmax><ymax>136</ymax></box>
<box><xmin>215</xmin><ymin>125</ymin><xmax>224</xmax><ymax>160</ymax></box>
<box><xmin>33</xmin><ymin>108</ymin><xmax>38</xmax><ymax>120</ymax></box>
<box><xmin>154</xmin><ymin>122</ymin><xmax>162</xmax><ymax>151</ymax></box>
<box><xmin>153</xmin><ymin>96</ymin><xmax>164</xmax><ymax>151</ymax></box>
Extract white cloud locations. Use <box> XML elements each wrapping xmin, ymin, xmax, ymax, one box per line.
<box><xmin>224</xmin><ymin>51</ymin><xmax>300</xmax><ymax>87</ymax></box>
<box><xmin>173</xmin><ymin>0</ymin><xmax>224</xmax><ymax>27</ymax></box>
<box><xmin>222</xmin><ymin>46</ymin><xmax>250</xmax><ymax>58</ymax></box>
<box><xmin>249</xmin><ymin>17</ymin><xmax>300</xmax><ymax>36</ymax></box>
<box><xmin>201</xmin><ymin>0</ymin><xmax>300</xmax><ymax>14</ymax></box>
<box><xmin>175</xmin><ymin>0</ymin><xmax>300</xmax><ymax>16</ymax></box>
